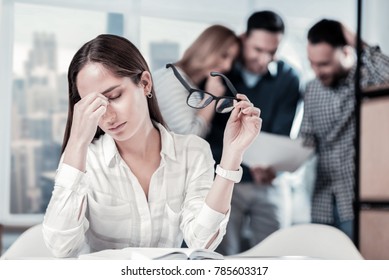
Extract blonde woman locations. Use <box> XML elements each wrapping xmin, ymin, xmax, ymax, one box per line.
<box><xmin>153</xmin><ymin>25</ymin><xmax>240</xmax><ymax>137</ymax></box>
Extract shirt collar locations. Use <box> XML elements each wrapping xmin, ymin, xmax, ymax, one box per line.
<box><xmin>102</xmin><ymin>133</ymin><xmax>117</xmax><ymax>167</ymax></box>
<box><xmin>101</xmin><ymin>122</ymin><xmax>177</xmax><ymax>167</ymax></box>
<box><xmin>156</xmin><ymin>122</ymin><xmax>177</xmax><ymax>161</ymax></box>
<box><xmin>267</xmin><ymin>61</ymin><xmax>278</xmax><ymax>77</ymax></box>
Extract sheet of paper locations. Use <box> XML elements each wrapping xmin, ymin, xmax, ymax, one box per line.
<box><xmin>243</xmin><ymin>132</ymin><xmax>314</xmax><ymax>172</ymax></box>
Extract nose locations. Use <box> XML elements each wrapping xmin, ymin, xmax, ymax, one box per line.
<box><xmin>220</xmin><ymin>59</ymin><xmax>232</xmax><ymax>72</ymax></box>
<box><xmin>259</xmin><ymin>52</ymin><xmax>272</xmax><ymax>65</ymax></box>
<box><xmin>101</xmin><ymin>104</ymin><xmax>116</xmax><ymax>124</ymax></box>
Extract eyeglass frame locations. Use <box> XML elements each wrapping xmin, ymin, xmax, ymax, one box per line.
<box><xmin>166</xmin><ymin>63</ymin><xmax>240</xmax><ymax>113</ymax></box>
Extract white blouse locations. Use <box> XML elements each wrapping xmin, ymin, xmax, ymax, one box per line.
<box><xmin>42</xmin><ymin>124</ymin><xmax>229</xmax><ymax>257</ymax></box>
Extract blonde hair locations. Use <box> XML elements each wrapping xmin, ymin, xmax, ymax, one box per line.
<box><xmin>176</xmin><ymin>25</ymin><xmax>239</xmax><ymax>78</ymax></box>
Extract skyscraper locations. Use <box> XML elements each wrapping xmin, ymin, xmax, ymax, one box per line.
<box><xmin>11</xmin><ymin>140</ymin><xmax>43</xmax><ymax>214</ymax></box>
<box><xmin>11</xmin><ymin>32</ymin><xmax>64</xmax><ymax>214</ymax></box>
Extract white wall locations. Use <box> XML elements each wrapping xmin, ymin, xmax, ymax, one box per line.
<box><xmin>250</xmin><ymin>0</ymin><xmax>356</xmax><ymax>30</ymax></box>
<box><xmin>248</xmin><ymin>0</ymin><xmax>389</xmax><ymax>54</ymax></box>
<box><xmin>362</xmin><ymin>0</ymin><xmax>389</xmax><ymax>53</ymax></box>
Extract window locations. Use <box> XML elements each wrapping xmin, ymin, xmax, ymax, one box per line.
<box><xmin>0</xmin><ymin>1</ymin><xmax>123</xmax><ymax>225</ymax></box>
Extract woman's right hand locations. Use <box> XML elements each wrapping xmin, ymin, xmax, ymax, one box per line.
<box><xmin>68</xmin><ymin>93</ymin><xmax>109</xmax><ymax>147</ymax></box>
<box><xmin>63</xmin><ymin>93</ymin><xmax>108</xmax><ymax>172</ymax></box>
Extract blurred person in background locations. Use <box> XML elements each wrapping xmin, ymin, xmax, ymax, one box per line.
<box><xmin>209</xmin><ymin>11</ymin><xmax>301</xmax><ymax>255</ymax></box>
<box><xmin>153</xmin><ymin>24</ymin><xmax>240</xmax><ymax>138</ymax></box>
<box><xmin>300</xmin><ymin>19</ymin><xmax>389</xmax><ymax>240</ymax></box>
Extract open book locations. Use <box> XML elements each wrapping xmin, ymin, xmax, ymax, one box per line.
<box><xmin>79</xmin><ymin>247</ymin><xmax>224</xmax><ymax>260</ymax></box>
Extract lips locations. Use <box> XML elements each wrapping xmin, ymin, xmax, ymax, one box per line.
<box><xmin>108</xmin><ymin>122</ymin><xmax>126</xmax><ymax>132</ymax></box>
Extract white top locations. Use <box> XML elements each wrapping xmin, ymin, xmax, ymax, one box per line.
<box><xmin>42</xmin><ymin>124</ymin><xmax>228</xmax><ymax>258</ymax></box>
<box><xmin>153</xmin><ymin>67</ymin><xmax>209</xmax><ymax>137</ymax></box>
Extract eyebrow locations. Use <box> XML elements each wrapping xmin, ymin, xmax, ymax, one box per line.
<box><xmin>100</xmin><ymin>84</ymin><xmax>121</xmax><ymax>95</ymax></box>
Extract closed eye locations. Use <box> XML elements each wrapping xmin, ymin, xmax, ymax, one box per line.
<box><xmin>108</xmin><ymin>93</ymin><xmax>122</xmax><ymax>101</ymax></box>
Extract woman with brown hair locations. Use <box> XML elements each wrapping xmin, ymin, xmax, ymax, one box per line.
<box><xmin>153</xmin><ymin>25</ymin><xmax>240</xmax><ymax>137</ymax></box>
<box><xmin>42</xmin><ymin>34</ymin><xmax>260</xmax><ymax>258</ymax></box>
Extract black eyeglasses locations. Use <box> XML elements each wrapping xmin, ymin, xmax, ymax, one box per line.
<box><xmin>166</xmin><ymin>63</ymin><xmax>239</xmax><ymax>113</ymax></box>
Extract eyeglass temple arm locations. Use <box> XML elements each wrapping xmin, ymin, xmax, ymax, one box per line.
<box><xmin>166</xmin><ymin>63</ymin><xmax>192</xmax><ymax>92</ymax></box>
<box><xmin>210</xmin><ymin>72</ymin><xmax>238</xmax><ymax>97</ymax></box>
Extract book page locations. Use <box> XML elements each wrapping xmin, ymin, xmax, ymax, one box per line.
<box><xmin>188</xmin><ymin>249</ymin><xmax>223</xmax><ymax>260</ymax></box>
<box><xmin>79</xmin><ymin>247</ymin><xmax>223</xmax><ymax>260</ymax></box>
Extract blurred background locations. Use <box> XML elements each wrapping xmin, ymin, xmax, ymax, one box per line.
<box><xmin>1</xmin><ymin>0</ymin><xmax>388</xmax><ymax>256</ymax></box>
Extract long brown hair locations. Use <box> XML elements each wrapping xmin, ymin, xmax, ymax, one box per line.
<box><xmin>176</xmin><ymin>25</ymin><xmax>240</xmax><ymax>79</ymax></box>
<box><xmin>62</xmin><ymin>34</ymin><xmax>165</xmax><ymax>153</ymax></box>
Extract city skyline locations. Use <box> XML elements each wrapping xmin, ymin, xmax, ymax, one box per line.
<box><xmin>11</xmin><ymin>32</ymin><xmax>63</xmax><ymax>214</ymax></box>
<box><xmin>10</xmin><ymin>12</ymin><xmax>182</xmax><ymax>214</ymax></box>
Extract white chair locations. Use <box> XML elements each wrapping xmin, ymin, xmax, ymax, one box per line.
<box><xmin>236</xmin><ymin>223</ymin><xmax>364</xmax><ymax>260</ymax></box>
<box><xmin>0</xmin><ymin>223</ymin><xmax>54</xmax><ymax>259</ymax></box>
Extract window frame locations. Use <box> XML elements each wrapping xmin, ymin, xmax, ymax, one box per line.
<box><xmin>0</xmin><ymin>0</ymin><xmax>142</xmax><ymax>226</ymax></box>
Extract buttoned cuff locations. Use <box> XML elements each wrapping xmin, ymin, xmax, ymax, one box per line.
<box><xmin>194</xmin><ymin>204</ymin><xmax>230</xmax><ymax>250</ymax></box>
<box><xmin>197</xmin><ymin>204</ymin><xmax>226</xmax><ymax>230</ymax></box>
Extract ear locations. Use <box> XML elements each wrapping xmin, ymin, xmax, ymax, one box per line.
<box><xmin>140</xmin><ymin>71</ymin><xmax>153</xmax><ymax>94</ymax></box>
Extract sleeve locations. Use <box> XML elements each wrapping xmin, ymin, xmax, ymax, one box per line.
<box><xmin>361</xmin><ymin>45</ymin><xmax>389</xmax><ymax>86</ymax></box>
<box><xmin>179</xmin><ymin>137</ymin><xmax>229</xmax><ymax>250</ymax></box>
<box><xmin>153</xmin><ymin>68</ymin><xmax>210</xmax><ymax>137</ymax></box>
<box><xmin>299</xmin><ymin>83</ymin><xmax>317</xmax><ymax>147</ymax></box>
<box><xmin>42</xmin><ymin>163</ymin><xmax>90</xmax><ymax>258</ymax></box>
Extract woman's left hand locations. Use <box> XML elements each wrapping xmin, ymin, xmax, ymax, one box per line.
<box><xmin>223</xmin><ymin>94</ymin><xmax>262</xmax><ymax>155</ymax></box>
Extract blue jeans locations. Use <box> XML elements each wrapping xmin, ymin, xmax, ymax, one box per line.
<box><xmin>314</xmin><ymin>201</ymin><xmax>354</xmax><ymax>241</ymax></box>
<box><xmin>332</xmin><ymin>200</ymin><xmax>354</xmax><ymax>241</ymax></box>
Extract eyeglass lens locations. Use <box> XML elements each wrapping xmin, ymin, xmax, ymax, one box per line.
<box><xmin>187</xmin><ymin>91</ymin><xmax>235</xmax><ymax>113</ymax></box>
<box><xmin>166</xmin><ymin>63</ymin><xmax>237</xmax><ymax>114</ymax></box>
<box><xmin>187</xmin><ymin>91</ymin><xmax>213</xmax><ymax>109</ymax></box>
<box><xmin>215</xmin><ymin>98</ymin><xmax>235</xmax><ymax>113</ymax></box>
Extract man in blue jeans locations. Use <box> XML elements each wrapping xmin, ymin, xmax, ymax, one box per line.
<box><xmin>300</xmin><ymin>19</ymin><xmax>389</xmax><ymax>240</ymax></box>
<box><xmin>208</xmin><ymin>11</ymin><xmax>301</xmax><ymax>255</ymax></box>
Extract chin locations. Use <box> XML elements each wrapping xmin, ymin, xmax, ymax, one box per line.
<box><xmin>253</xmin><ymin>65</ymin><xmax>268</xmax><ymax>75</ymax></box>
<box><xmin>319</xmin><ymin>77</ymin><xmax>333</xmax><ymax>87</ymax></box>
<box><xmin>106</xmin><ymin>130</ymin><xmax>133</xmax><ymax>143</ymax></box>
